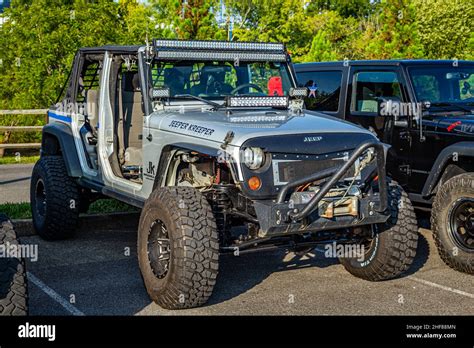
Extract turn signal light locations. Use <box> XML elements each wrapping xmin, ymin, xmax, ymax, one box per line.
<box><xmin>248</xmin><ymin>176</ymin><xmax>262</xmax><ymax>191</ymax></box>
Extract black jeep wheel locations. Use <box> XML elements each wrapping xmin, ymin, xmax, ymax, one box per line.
<box><xmin>138</xmin><ymin>187</ymin><xmax>219</xmax><ymax>309</ymax></box>
<box><xmin>0</xmin><ymin>214</ymin><xmax>28</xmax><ymax>315</ymax></box>
<box><xmin>431</xmin><ymin>173</ymin><xmax>474</xmax><ymax>274</ymax></box>
<box><xmin>339</xmin><ymin>183</ymin><xmax>418</xmax><ymax>281</ymax></box>
<box><xmin>30</xmin><ymin>156</ymin><xmax>81</xmax><ymax>240</ymax></box>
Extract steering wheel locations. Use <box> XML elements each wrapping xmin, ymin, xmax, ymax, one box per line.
<box><xmin>231</xmin><ymin>83</ymin><xmax>264</xmax><ymax>95</ymax></box>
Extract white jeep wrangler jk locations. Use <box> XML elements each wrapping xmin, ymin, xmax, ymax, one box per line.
<box><xmin>30</xmin><ymin>40</ymin><xmax>418</xmax><ymax>309</ymax></box>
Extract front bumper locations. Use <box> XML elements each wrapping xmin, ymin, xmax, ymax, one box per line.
<box><xmin>252</xmin><ymin>140</ymin><xmax>390</xmax><ymax>237</ymax></box>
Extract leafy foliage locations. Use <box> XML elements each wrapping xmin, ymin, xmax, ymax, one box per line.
<box><xmin>0</xmin><ymin>0</ymin><xmax>471</xmax><ymax>113</ymax></box>
<box><xmin>352</xmin><ymin>0</ymin><xmax>424</xmax><ymax>59</ymax></box>
<box><xmin>414</xmin><ymin>0</ymin><xmax>474</xmax><ymax>60</ymax></box>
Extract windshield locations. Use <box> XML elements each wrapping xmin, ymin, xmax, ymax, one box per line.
<box><xmin>408</xmin><ymin>66</ymin><xmax>474</xmax><ymax>104</ymax></box>
<box><xmin>149</xmin><ymin>60</ymin><xmax>293</xmax><ymax>100</ymax></box>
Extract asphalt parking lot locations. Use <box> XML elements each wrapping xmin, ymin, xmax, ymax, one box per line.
<box><xmin>19</xmin><ymin>219</ymin><xmax>474</xmax><ymax>316</ymax></box>
<box><xmin>1</xmin><ymin>163</ymin><xmax>473</xmax><ymax>315</ymax></box>
<box><xmin>0</xmin><ymin>163</ymin><xmax>34</xmax><ymax>204</ymax></box>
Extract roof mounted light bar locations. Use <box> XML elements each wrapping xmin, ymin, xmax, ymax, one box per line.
<box><xmin>153</xmin><ymin>39</ymin><xmax>285</xmax><ymax>52</ymax></box>
<box><xmin>152</xmin><ymin>39</ymin><xmax>288</xmax><ymax>62</ymax></box>
<box><xmin>155</xmin><ymin>50</ymin><xmax>286</xmax><ymax>62</ymax></box>
<box><xmin>227</xmin><ymin>96</ymin><xmax>289</xmax><ymax>108</ymax></box>
<box><xmin>228</xmin><ymin>115</ymin><xmax>289</xmax><ymax>123</ymax></box>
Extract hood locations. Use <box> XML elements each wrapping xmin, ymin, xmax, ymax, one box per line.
<box><xmin>148</xmin><ymin>108</ymin><xmax>373</xmax><ymax>148</ymax></box>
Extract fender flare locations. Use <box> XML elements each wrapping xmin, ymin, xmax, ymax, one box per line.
<box><xmin>41</xmin><ymin>123</ymin><xmax>83</xmax><ymax>178</ymax></box>
<box><xmin>421</xmin><ymin>141</ymin><xmax>474</xmax><ymax>198</ymax></box>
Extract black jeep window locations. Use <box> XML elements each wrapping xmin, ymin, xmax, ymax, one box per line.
<box><xmin>409</xmin><ymin>67</ymin><xmax>474</xmax><ymax>103</ymax></box>
<box><xmin>297</xmin><ymin>71</ymin><xmax>342</xmax><ymax>112</ymax></box>
<box><xmin>351</xmin><ymin>71</ymin><xmax>402</xmax><ymax>113</ymax></box>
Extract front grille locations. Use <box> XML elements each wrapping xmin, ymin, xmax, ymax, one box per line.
<box><xmin>271</xmin><ymin>151</ymin><xmax>357</xmax><ymax>186</ymax></box>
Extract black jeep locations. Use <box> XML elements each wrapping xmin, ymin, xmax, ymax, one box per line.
<box><xmin>295</xmin><ymin>60</ymin><xmax>474</xmax><ymax>274</ymax></box>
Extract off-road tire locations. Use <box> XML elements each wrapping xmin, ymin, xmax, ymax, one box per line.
<box><xmin>431</xmin><ymin>173</ymin><xmax>474</xmax><ymax>274</ymax></box>
<box><xmin>30</xmin><ymin>156</ymin><xmax>81</xmax><ymax>240</ymax></box>
<box><xmin>339</xmin><ymin>183</ymin><xmax>418</xmax><ymax>281</ymax></box>
<box><xmin>0</xmin><ymin>214</ymin><xmax>28</xmax><ymax>315</ymax></box>
<box><xmin>138</xmin><ymin>187</ymin><xmax>219</xmax><ymax>309</ymax></box>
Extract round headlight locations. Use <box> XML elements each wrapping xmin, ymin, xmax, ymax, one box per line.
<box><xmin>242</xmin><ymin>147</ymin><xmax>265</xmax><ymax>170</ymax></box>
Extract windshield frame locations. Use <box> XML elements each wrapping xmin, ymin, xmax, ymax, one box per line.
<box><xmin>143</xmin><ymin>57</ymin><xmax>297</xmax><ymax>110</ymax></box>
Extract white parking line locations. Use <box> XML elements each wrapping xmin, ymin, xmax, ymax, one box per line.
<box><xmin>407</xmin><ymin>276</ymin><xmax>474</xmax><ymax>299</ymax></box>
<box><xmin>27</xmin><ymin>272</ymin><xmax>85</xmax><ymax>316</ymax></box>
<box><xmin>313</xmin><ymin>247</ymin><xmax>474</xmax><ymax>299</ymax></box>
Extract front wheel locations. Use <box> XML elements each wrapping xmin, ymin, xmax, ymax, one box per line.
<box><xmin>138</xmin><ymin>187</ymin><xmax>219</xmax><ymax>309</ymax></box>
<box><xmin>339</xmin><ymin>183</ymin><xmax>418</xmax><ymax>281</ymax></box>
<box><xmin>431</xmin><ymin>173</ymin><xmax>474</xmax><ymax>274</ymax></box>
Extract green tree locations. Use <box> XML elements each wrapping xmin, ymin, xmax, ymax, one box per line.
<box><xmin>302</xmin><ymin>10</ymin><xmax>359</xmax><ymax>61</ymax></box>
<box><xmin>151</xmin><ymin>0</ymin><xmax>224</xmax><ymax>40</ymax></box>
<box><xmin>306</xmin><ymin>0</ymin><xmax>376</xmax><ymax>18</ymax></box>
<box><xmin>119</xmin><ymin>0</ymin><xmax>171</xmax><ymax>44</ymax></box>
<box><xmin>352</xmin><ymin>0</ymin><xmax>424</xmax><ymax>59</ymax></box>
<box><xmin>0</xmin><ymin>0</ymin><xmax>163</xmax><ymax>110</ymax></box>
<box><xmin>227</xmin><ymin>0</ymin><xmax>313</xmax><ymax>59</ymax></box>
<box><xmin>303</xmin><ymin>30</ymin><xmax>338</xmax><ymax>62</ymax></box>
<box><xmin>468</xmin><ymin>33</ymin><xmax>474</xmax><ymax>60</ymax></box>
<box><xmin>414</xmin><ymin>0</ymin><xmax>474</xmax><ymax>60</ymax></box>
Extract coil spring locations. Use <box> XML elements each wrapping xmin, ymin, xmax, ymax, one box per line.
<box><xmin>210</xmin><ymin>186</ymin><xmax>232</xmax><ymax>244</ymax></box>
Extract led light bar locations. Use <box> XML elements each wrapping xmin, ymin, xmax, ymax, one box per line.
<box><xmin>154</xmin><ymin>39</ymin><xmax>285</xmax><ymax>53</ymax></box>
<box><xmin>150</xmin><ymin>87</ymin><xmax>170</xmax><ymax>99</ymax></box>
<box><xmin>289</xmin><ymin>87</ymin><xmax>309</xmax><ymax>98</ymax></box>
<box><xmin>155</xmin><ymin>50</ymin><xmax>287</xmax><ymax>62</ymax></box>
<box><xmin>227</xmin><ymin>96</ymin><xmax>289</xmax><ymax>108</ymax></box>
<box><xmin>228</xmin><ymin>115</ymin><xmax>289</xmax><ymax>123</ymax></box>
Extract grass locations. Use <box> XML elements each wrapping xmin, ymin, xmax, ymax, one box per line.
<box><xmin>0</xmin><ymin>202</ymin><xmax>32</xmax><ymax>219</ymax></box>
<box><xmin>87</xmin><ymin>199</ymin><xmax>138</xmax><ymax>214</ymax></box>
<box><xmin>0</xmin><ymin>155</ymin><xmax>40</xmax><ymax>165</ymax></box>
<box><xmin>0</xmin><ymin>199</ymin><xmax>139</xmax><ymax>220</ymax></box>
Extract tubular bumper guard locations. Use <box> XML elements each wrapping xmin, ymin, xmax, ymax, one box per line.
<box><xmin>253</xmin><ymin>140</ymin><xmax>390</xmax><ymax>236</ymax></box>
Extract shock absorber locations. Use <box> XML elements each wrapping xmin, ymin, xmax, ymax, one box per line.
<box><xmin>208</xmin><ymin>185</ymin><xmax>233</xmax><ymax>245</ymax></box>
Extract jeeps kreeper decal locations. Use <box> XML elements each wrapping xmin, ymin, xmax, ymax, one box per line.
<box><xmin>168</xmin><ymin>120</ymin><xmax>215</xmax><ymax>136</ymax></box>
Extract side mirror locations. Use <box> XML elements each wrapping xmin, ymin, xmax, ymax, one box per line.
<box><xmin>150</xmin><ymin>87</ymin><xmax>170</xmax><ymax>101</ymax></box>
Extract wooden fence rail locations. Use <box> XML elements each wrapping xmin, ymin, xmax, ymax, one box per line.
<box><xmin>0</xmin><ymin>109</ymin><xmax>48</xmax><ymax>150</ymax></box>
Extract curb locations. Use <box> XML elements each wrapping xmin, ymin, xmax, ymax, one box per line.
<box><xmin>13</xmin><ymin>211</ymin><xmax>140</xmax><ymax>237</ymax></box>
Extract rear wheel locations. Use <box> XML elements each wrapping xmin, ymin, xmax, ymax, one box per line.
<box><xmin>431</xmin><ymin>173</ymin><xmax>474</xmax><ymax>274</ymax></box>
<box><xmin>0</xmin><ymin>214</ymin><xmax>28</xmax><ymax>315</ymax></box>
<box><xmin>30</xmin><ymin>156</ymin><xmax>81</xmax><ymax>240</ymax></box>
<box><xmin>339</xmin><ymin>183</ymin><xmax>418</xmax><ymax>281</ymax></box>
<box><xmin>138</xmin><ymin>187</ymin><xmax>219</xmax><ymax>309</ymax></box>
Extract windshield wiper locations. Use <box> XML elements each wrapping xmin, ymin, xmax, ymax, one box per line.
<box><xmin>173</xmin><ymin>94</ymin><xmax>224</xmax><ymax>109</ymax></box>
<box><xmin>430</xmin><ymin>102</ymin><xmax>473</xmax><ymax>113</ymax></box>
